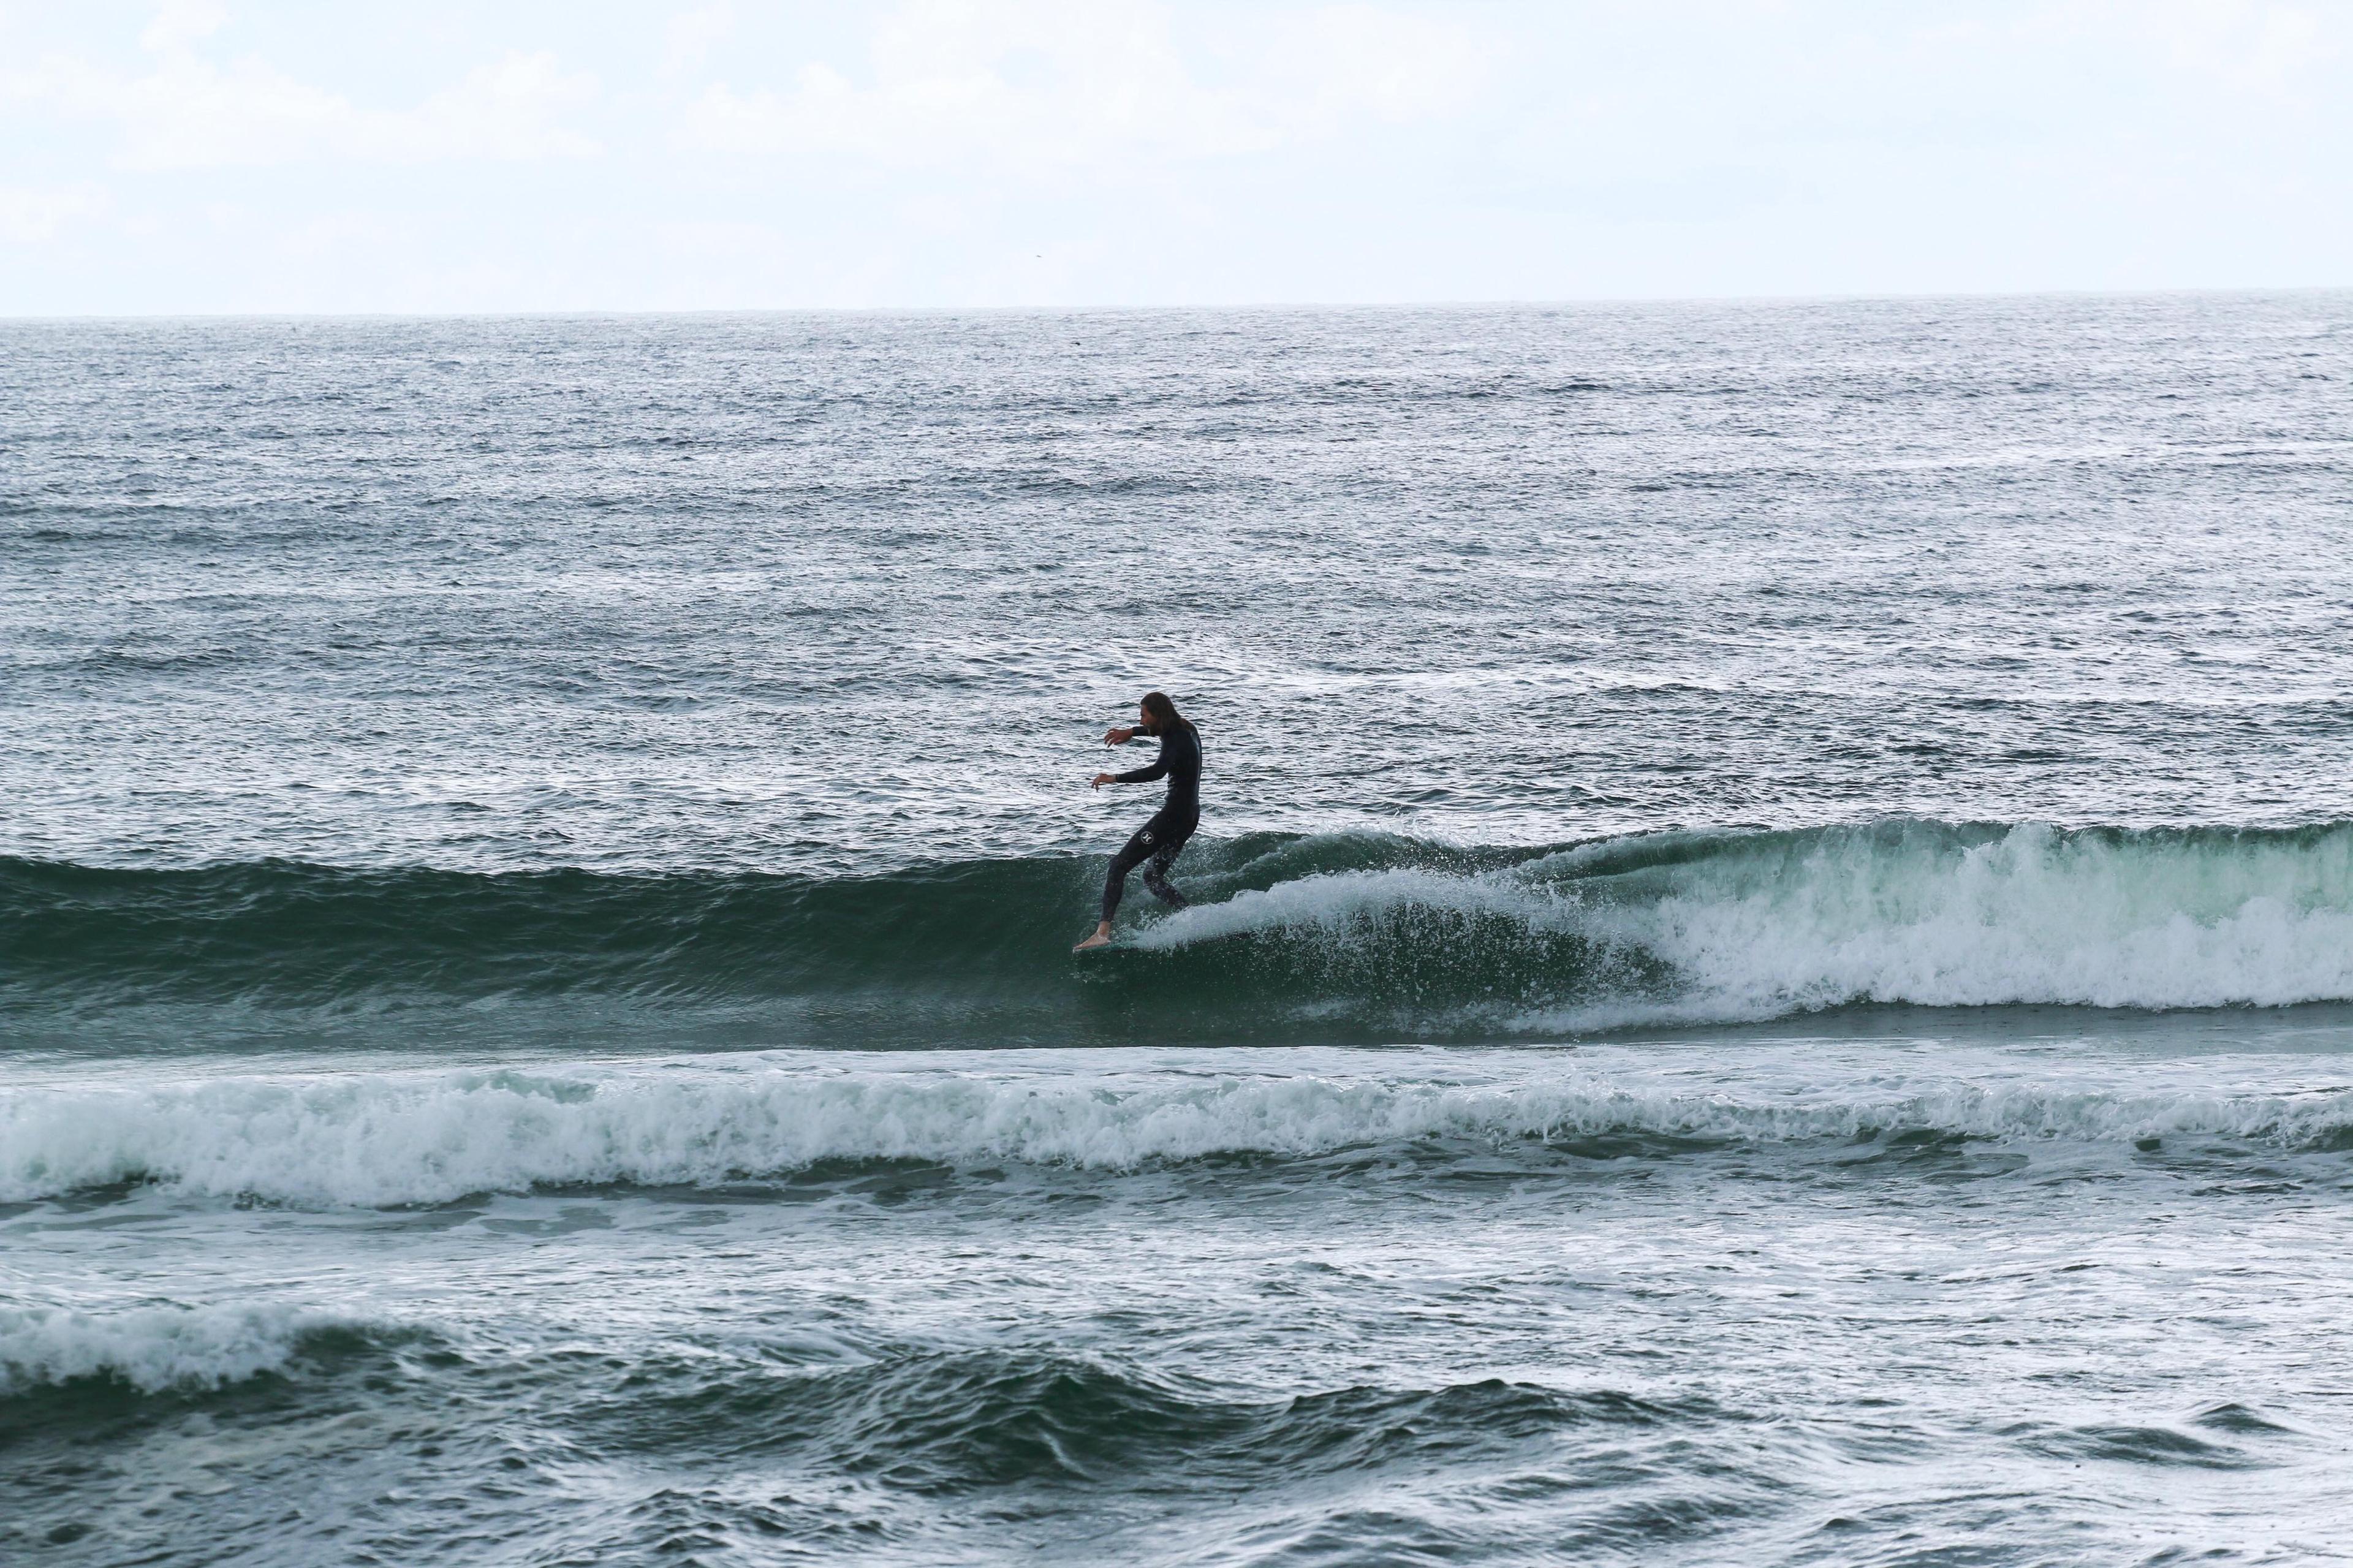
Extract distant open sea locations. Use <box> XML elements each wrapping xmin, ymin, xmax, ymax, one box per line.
<box><xmin>7</xmin><ymin>294</ymin><xmax>2353</xmax><ymax>1565</ymax></box>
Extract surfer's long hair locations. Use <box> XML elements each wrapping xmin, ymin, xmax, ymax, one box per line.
<box><xmin>1140</xmin><ymin>691</ymin><xmax>1193</xmax><ymax>736</ymax></box>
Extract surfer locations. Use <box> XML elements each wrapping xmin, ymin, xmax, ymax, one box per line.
<box><xmin>1075</xmin><ymin>691</ymin><xmax>1201</xmax><ymax>951</ymax></box>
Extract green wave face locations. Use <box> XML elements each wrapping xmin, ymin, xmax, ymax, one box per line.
<box><xmin>9</xmin><ymin>820</ymin><xmax>2353</xmax><ymax>1048</ymax></box>
<box><xmin>0</xmin><ymin>832</ymin><xmax>1612</xmax><ymax>1047</ymax></box>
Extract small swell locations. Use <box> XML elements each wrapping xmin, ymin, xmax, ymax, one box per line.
<box><xmin>581</xmin><ymin>1349</ymin><xmax>1696</xmax><ymax>1485</ymax></box>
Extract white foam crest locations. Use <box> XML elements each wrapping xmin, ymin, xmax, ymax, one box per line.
<box><xmin>5</xmin><ymin>1062</ymin><xmax>2350</xmax><ymax>1206</ymax></box>
<box><xmin>1132</xmin><ymin>865</ymin><xmax>1575</xmax><ymax>948</ymax></box>
<box><xmin>1613</xmin><ymin>822</ymin><xmax>2353</xmax><ymax>1013</ymax></box>
<box><xmin>0</xmin><ymin>1303</ymin><xmax>382</xmax><ymax>1395</ymax></box>
<box><xmin>1141</xmin><ymin>823</ymin><xmax>2353</xmax><ymax>1017</ymax></box>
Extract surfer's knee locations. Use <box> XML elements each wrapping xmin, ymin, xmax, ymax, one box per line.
<box><xmin>1143</xmin><ymin>863</ymin><xmax>1185</xmax><ymax>907</ymax></box>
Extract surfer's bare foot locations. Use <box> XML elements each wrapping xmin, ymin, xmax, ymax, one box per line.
<box><xmin>1074</xmin><ymin>923</ymin><xmax>1112</xmax><ymax>952</ymax></box>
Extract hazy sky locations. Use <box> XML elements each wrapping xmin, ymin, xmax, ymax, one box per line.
<box><xmin>3</xmin><ymin>0</ymin><xmax>2348</xmax><ymax>313</ymax></box>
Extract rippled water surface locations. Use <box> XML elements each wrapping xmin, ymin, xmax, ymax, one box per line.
<box><xmin>6</xmin><ymin>296</ymin><xmax>2353</xmax><ymax>1565</ymax></box>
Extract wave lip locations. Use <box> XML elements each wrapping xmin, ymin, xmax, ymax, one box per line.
<box><xmin>0</xmin><ymin>1303</ymin><xmax>399</xmax><ymax>1395</ymax></box>
<box><xmin>9</xmin><ymin>1058</ymin><xmax>2353</xmax><ymax>1207</ymax></box>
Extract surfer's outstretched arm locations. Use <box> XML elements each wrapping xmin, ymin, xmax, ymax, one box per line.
<box><xmin>1088</xmin><ymin>747</ymin><xmax>1166</xmax><ymax>790</ymax></box>
<box><xmin>1090</xmin><ymin>736</ymin><xmax>1167</xmax><ymax>789</ymax></box>
<box><xmin>1113</xmin><ymin>748</ymin><xmax>1170</xmax><ymax>785</ymax></box>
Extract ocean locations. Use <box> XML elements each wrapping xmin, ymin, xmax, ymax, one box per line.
<box><xmin>6</xmin><ymin>294</ymin><xmax>2353</xmax><ymax>1564</ymax></box>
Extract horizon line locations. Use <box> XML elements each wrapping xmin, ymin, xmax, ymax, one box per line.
<box><xmin>5</xmin><ymin>283</ymin><xmax>2349</xmax><ymax>326</ymax></box>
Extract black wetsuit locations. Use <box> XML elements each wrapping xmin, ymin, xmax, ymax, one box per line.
<box><xmin>1102</xmin><ymin>721</ymin><xmax>1202</xmax><ymax>922</ymax></box>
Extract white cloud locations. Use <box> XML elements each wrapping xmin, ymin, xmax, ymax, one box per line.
<box><xmin>675</xmin><ymin>0</ymin><xmax>1485</xmax><ymax>173</ymax></box>
<box><xmin>1256</xmin><ymin>4</ymin><xmax>1491</xmax><ymax>128</ymax></box>
<box><xmin>662</xmin><ymin>3</ymin><xmax>735</xmax><ymax>80</ymax></box>
<box><xmin>7</xmin><ymin>42</ymin><xmax>602</xmax><ymax>169</ymax></box>
<box><xmin>407</xmin><ymin>52</ymin><xmax>605</xmax><ymax>162</ymax></box>
<box><xmin>139</xmin><ymin>0</ymin><xmax>227</xmax><ymax>54</ymax></box>
<box><xmin>1967</xmin><ymin>1</ymin><xmax>2338</xmax><ymax>105</ymax></box>
<box><xmin>678</xmin><ymin>0</ymin><xmax>1264</xmax><ymax>169</ymax></box>
<box><xmin>0</xmin><ymin>183</ymin><xmax>111</xmax><ymax>243</ymax></box>
<box><xmin>2092</xmin><ymin>0</ymin><xmax>2334</xmax><ymax>93</ymax></box>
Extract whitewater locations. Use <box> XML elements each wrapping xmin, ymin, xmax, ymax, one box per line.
<box><xmin>13</xmin><ymin>1045</ymin><xmax>2353</xmax><ymax>1208</ymax></box>
<box><xmin>9</xmin><ymin>296</ymin><xmax>2353</xmax><ymax>1566</ymax></box>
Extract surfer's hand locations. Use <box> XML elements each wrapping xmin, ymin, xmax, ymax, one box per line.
<box><xmin>1104</xmin><ymin>727</ymin><xmax>1134</xmax><ymax>745</ymax></box>
<box><xmin>1091</xmin><ymin>772</ymin><xmax>1115</xmax><ymax>788</ymax></box>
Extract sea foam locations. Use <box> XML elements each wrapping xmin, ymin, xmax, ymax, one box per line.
<box><xmin>0</xmin><ymin>1303</ymin><xmax>391</xmax><ymax>1394</ymax></box>
<box><xmin>6</xmin><ymin>1058</ymin><xmax>2350</xmax><ymax>1206</ymax></box>
<box><xmin>1139</xmin><ymin>820</ymin><xmax>2353</xmax><ymax>1021</ymax></box>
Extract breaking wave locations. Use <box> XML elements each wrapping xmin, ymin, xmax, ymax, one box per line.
<box><xmin>6</xmin><ymin>819</ymin><xmax>2353</xmax><ymax>1040</ymax></box>
<box><xmin>9</xmin><ymin>1059</ymin><xmax>2353</xmax><ymax>1206</ymax></box>
<box><xmin>0</xmin><ymin>1303</ymin><xmax>403</xmax><ymax>1395</ymax></box>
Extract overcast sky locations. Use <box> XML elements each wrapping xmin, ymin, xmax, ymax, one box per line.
<box><xmin>2</xmin><ymin>0</ymin><xmax>2348</xmax><ymax>314</ymax></box>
